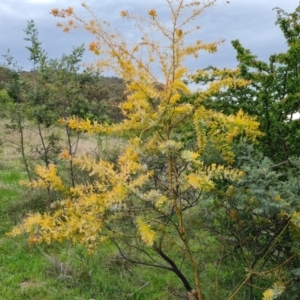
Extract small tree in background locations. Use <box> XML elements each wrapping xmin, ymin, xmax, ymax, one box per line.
<box><xmin>23</xmin><ymin>20</ymin><xmax>110</xmax><ymax>187</ymax></box>
<box><xmin>0</xmin><ymin>52</ymin><xmax>33</xmax><ymax>181</ymax></box>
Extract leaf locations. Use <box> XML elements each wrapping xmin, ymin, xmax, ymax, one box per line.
<box><xmin>181</xmin><ymin>150</ymin><xmax>199</xmax><ymax>162</ymax></box>
<box><xmin>136</xmin><ymin>217</ymin><xmax>155</xmax><ymax>246</ymax></box>
<box><xmin>291</xmin><ymin>268</ymin><xmax>300</xmax><ymax>277</ymax></box>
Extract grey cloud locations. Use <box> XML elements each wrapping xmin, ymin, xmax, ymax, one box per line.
<box><xmin>0</xmin><ymin>0</ymin><xmax>299</xmax><ymax>72</ymax></box>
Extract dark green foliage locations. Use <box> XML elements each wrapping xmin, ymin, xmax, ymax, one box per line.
<box><xmin>194</xmin><ymin>4</ymin><xmax>300</xmax><ymax>164</ymax></box>
<box><xmin>193</xmin><ymin>143</ymin><xmax>300</xmax><ymax>298</ymax></box>
<box><xmin>77</xmin><ymin>71</ymin><xmax>126</xmax><ymax>123</ymax></box>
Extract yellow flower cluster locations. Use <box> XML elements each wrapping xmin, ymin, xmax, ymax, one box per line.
<box><xmin>262</xmin><ymin>282</ymin><xmax>285</xmax><ymax>300</ymax></box>
<box><xmin>136</xmin><ymin>217</ymin><xmax>155</xmax><ymax>246</ymax></box>
<box><xmin>20</xmin><ymin>164</ymin><xmax>65</xmax><ymax>192</ymax></box>
<box><xmin>59</xmin><ymin>117</ymin><xmax>111</xmax><ymax>134</ymax></box>
<box><xmin>194</xmin><ymin>107</ymin><xmax>263</xmax><ymax>163</ymax></box>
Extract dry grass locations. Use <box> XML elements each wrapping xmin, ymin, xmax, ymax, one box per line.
<box><xmin>0</xmin><ymin>120</ymin><xmax>96</xmax><ymax>162</ymax></box>
<box><xmin>20</xmin><ymin>280</ymin><xmax>44</xmax><ymax>292</ymax></box>
<box><xmin>0</xmin><ymin>118</ymin><xmax>128</xmax><ymax>171</ymax></box>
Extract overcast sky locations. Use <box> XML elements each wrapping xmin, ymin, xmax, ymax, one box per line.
<box><xmin>1</xmin><ymin>0</ymin><xmax>299</xmax><ymax>73</ymax></box>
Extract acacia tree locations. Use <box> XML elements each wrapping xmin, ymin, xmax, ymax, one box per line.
<box><xmin>9</xmin><ymin>1</ymin><xmax>264</xmax><ymax>299</ymax></box>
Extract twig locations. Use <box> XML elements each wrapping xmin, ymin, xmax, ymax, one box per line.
<box><xmin>270</xmin><ymin>160</ymin><xmax>290</xmax><ymax>169</ymax></box>
<box><xmin>127</xmin><ymin>281</ymin><xmax>149</xmax><ymax>297</ymax></box>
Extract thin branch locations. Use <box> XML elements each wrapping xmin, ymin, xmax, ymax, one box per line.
<box><xmin>111</xmin><ymin>239</ymin><xmax>173</xmax><ymax>271</ymax></box>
